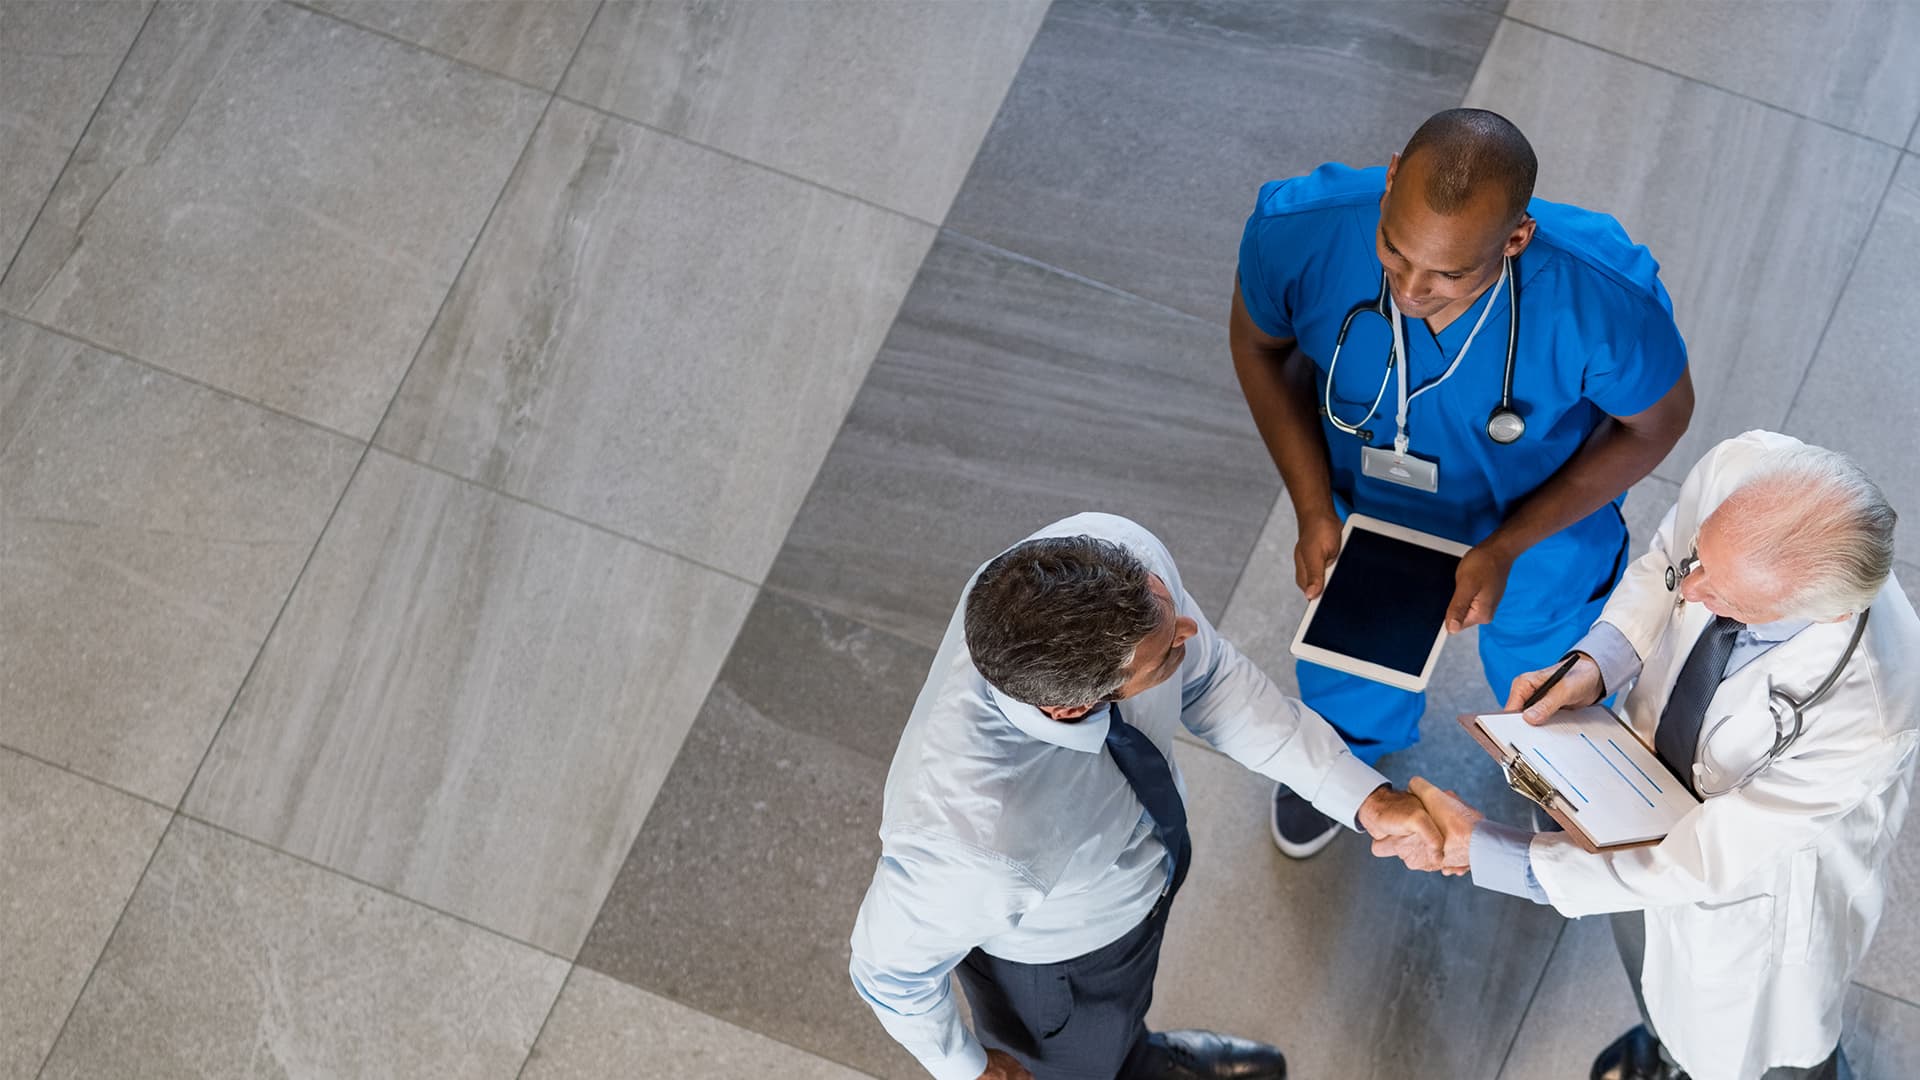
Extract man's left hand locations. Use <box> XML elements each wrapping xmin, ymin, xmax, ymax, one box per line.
<box><xmin>1409</xmin><ymin>777</ymin><xmax>1482</xmax><ymax>875</ymax></box>
<box><xmin>1446</xmin><ymin>542</ymin><xmax>1517</xmax><ymax>634</ymax></box>
<box><xmin>1358</xmin><ymin>786</ymin><xmax>1445</xmax><ymax>871</ymax></box>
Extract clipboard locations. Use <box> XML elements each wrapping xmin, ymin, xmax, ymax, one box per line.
<box><xmin>1456</xmin><ymin>711</ymin><xmax>1698</xmax><ymax>854</ymax></box>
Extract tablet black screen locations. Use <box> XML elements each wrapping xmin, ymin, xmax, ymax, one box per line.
<box><xmin>1300</xmin><ymin>526</ymin><xmax>1461</xmax><ymax>676</ymax></box>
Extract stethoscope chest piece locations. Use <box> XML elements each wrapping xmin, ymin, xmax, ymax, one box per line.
<box><xmin>1486</xmin><ymin>406</ymin><xmax>1525</xmax><ymax>445</ymax></box>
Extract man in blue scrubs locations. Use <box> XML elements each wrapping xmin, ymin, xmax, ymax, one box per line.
<box><xmin>1232</xmin><ymin>109</ymin><xmax>1694</xmax><ymax>856</ymax></box>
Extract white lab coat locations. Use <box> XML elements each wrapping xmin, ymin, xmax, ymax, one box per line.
<box><xmin>1528</xmin><ymin>431</ymin><xmax>1920</xmax><ymax>1080</ymax></box>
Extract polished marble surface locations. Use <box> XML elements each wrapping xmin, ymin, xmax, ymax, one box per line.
<box><xmin>521</xmin><ymin>969</ymin><xmax>875</xmax><ymax>1080</ymax></box>
<box><xmin>375</xmin><ymin>100</ymin><xmax>932</xmax><ymax>583</ymax></box>
<box><xmin>0</xmin><ymin>316</ymin><xmax>357</xmax><ymax>805</ymax></box>
<box><xmin>1466</xmin><ymin>20</ymin><xmax>1901</xmax><ymax>485</ymax></box>
<box><xmin>1785</xmin><ymin>152</ymin><xmax>1920</xmax><ymax>566</ymax></box>
<box><xmin>944</xmin><ymin>0</ymin><xmax>1500</xmax><ymax>321</ymax></box>
<box><xmin>576</xmin><ymin>590</ymin><xmax>935</xmax><ymax>1079</ymax></box>
<box><xmin>562</xmin><ymin>0</ymin><xmax>1048</xmax><ymax>223</ymax></box>
<box><xmin>0</xmin><ymin>1</ymin><xmax>149</xmax><ymax>274</ymax></box>
<box><xmin>1509</xmin><ymin>0</ymin><xmax>1920</xmax><ymax>147</ymax></box>
<box><xmin>766</xmin><ymin>231</ymin><xmax>1279</xmax><ymax>651</ymax></box>
<box><xmin>38</xmin><ymin>817</ymin><xmax>567</xmax><ymax>1080</ymax></box>
<box><xmin>0</xmin><ymin>1</ymin><xmax>545</xmax><ymax>437</ymax></box>
<box><xmin>305</xmin><ymin>0</ymin><xmax>598</xmax><ymax>89</ymax></box>
<box><xmin>0</xmin><ymin>749</ymin><xmax>171</xmax><ymax>1080</ymax></box>
<box><xmin>185</xmin><ymin>452</ymin><xmax>756</xmax><ymax>956</ymax></box>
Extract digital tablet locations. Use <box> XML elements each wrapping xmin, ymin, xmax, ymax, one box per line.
<box><xmin>1288</xmin><ymin>514</ymin><xmax>1470</xmax><ymax>692</ymax></box>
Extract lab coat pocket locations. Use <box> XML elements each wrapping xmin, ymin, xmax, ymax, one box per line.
<box><xmin>1680</xmin><ymin>892</ymin><xmax>1777</xmax><ymax>984</ymax></box>
<box><xmin>1781</xmin><ymin>847</ymin><xmax>1818</xmax><ymax>967</ymax></box>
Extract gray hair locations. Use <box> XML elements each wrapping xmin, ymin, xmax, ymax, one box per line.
<box><xmin>963</xmin><ymin>535</ymin><xmax>1161</xmax><ymax>708</ymax></box>
<box><xmin>1716</xmin><ymin>445</ymin><xmax>1896</xmax><ymax>621</ymax></box>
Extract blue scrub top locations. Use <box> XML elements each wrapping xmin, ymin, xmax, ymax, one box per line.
<box><xmin>1238</xmin><ymin>163</ymin><xmax>1687</xmax><ymax>548</ymax></box>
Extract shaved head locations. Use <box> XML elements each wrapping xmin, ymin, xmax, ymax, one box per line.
<box><xmin>1399</xmin><ymin>108</ymin><xmax>1537</xmax><ymax>223</ymax></box>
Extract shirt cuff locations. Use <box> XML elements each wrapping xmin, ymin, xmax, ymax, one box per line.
<box><xmin>1469</xmin><ymin>819</ymin><xmax>1550</xmax><ymax>904</ymax></box>
<box><xmin>926</xmin><ymin>1040</ymin><xmax>990</xmax><ymax>1080</ymax></box>
<box><xmin>1311</xmin><ymin>754</ymin><xmax>1391</xmax><ymax>832</ymax></box>
<box><xmin>1573</xmin><ymin>621</ymin><xmax>1643</xmax><ymax>699</ymax></box>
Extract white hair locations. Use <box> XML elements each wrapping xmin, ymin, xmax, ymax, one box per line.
<box><xmin>1715</xmin><ymin>445</ymin><xmax>1895</xmax><ymax>621</ymax></box>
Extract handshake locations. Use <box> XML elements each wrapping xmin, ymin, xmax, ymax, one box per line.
<box><xmin>1354</xmin><ymin>778</ymin><xmax>1486</xmax><ymax>876</ymax></box>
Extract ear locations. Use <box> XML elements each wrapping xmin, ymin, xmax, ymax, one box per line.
<box><xmin>1039</xmin><ymin>702</ymin><xmax>1098</xmax><ymax>721</ymax></box>
<box><xmin>1504</xmin><ymin>214</ymin><xmax>1536</xmax><ymax>258</ymax></box>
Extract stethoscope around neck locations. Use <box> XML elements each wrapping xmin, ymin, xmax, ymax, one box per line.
<box><xmin>1323</xmin><ymin>256</ymin><xmax>1525</xmax><ymax>452</ymax></box>
<box><xmin>1665</xmin><ymin>548</ymin><xmax>1874</xmax><ymax>796</ymax></box>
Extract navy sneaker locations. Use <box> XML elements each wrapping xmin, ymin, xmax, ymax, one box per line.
<box><xmin>1269</xmin><ymin>784</ymin><xmax>1340</xmax><ymax>859</ymax></box>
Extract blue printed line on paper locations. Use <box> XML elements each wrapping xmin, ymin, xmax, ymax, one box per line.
<box><xmin>1609</xmin><ymin>737</ymin><xmax>1665</xmax><ymax>794</ymax></box>
<box><xmin>1531</xmin><ymin>748</ymin><xmax>1588</xmax><ymax>804</ymax></box>
<box><xmin>1581</xmin><ymin>732</ymin><xmax>1656</xmax><ymax>809</ymax></box>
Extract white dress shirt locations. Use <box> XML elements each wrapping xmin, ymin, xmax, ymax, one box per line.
<box><xmin>848</xmin><ymin>512</ymin><xmax>1387</xmax><ymax>1080</ymax></box>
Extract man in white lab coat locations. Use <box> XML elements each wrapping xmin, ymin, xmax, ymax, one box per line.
<box><xmin>1409</xmin><ymin>431</ymin><xmax>1919</xmax><ymax>1080</ymax></box>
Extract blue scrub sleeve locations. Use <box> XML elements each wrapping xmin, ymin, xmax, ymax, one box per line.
<box><xmin>1582</xmin><ymin>299</ymin><xmax>1688</xmax><ymax>418</ymax></box>
<box><xmin>1236</xmin><ymin>182</ymin><xmax>1300</xmax><ymax>341</ymax></box>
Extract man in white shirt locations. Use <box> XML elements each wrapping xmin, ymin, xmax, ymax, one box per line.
<box><xmin>849</xmin><ymin>512</ymin><xmax>1444</xmax><ymax>1080</ymax></box>
<box><xmin>1410</xmin><ymin>433</ymin><xmax>1919</xmax><ymax>1080</ymax></box>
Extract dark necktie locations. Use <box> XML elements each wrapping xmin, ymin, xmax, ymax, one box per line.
<box><xmin>1655</xmin><ymin>614</ymin><xmax>1746</xmax><ymax>793</ymax></box>
<box><xmin>1104</xmin><ymin>704</ymin><xmax>1191</xmax><ymax>899</ymax></box>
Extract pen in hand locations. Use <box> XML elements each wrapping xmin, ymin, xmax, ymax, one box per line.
<box><xmin>1523</xmin><ymin>653</ymin><xmax>1583</xmax><ymax>711</ymax></box>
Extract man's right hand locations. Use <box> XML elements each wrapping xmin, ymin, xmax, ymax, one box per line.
<box><xmin>1504</xmin><ymin>653</ymin><xmax>1604</xmax><ymax>725</ymax></box>
<box><xmin>1294</xmin><ymin>509</ymin><xmax>1344</xmax><ymax>600</ymax></box>
<box><xmin>979</xmin><ymin>1048</ymin><xmax>1033</xmax><ymax>1080</ymax></box>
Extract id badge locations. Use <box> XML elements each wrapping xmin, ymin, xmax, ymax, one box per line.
<box><xmin>1361</xmin><ymin>445</ymin><xmax>1439</xmax><ymax>492</ymax></box>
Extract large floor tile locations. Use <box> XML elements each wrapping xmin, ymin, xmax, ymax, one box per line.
<box><xmin>0</xmin><ymin>317</ymin><xmax>357</xmax><ymax>804</ymax></box>
<box><xmin>1784</xmin><ymin>153</ymin><xmax>1920</xmax><ymax>565</ymax></box>
<box><xmin>374</xmin><ymin>100</ymin><xmax>931</xmax><ymax>583</ymax></box>
<box><xmin>1151</xmin><ymin>739</ymin><xmax>1564</xmax><ymax>1080</ymax></box>
<box><xmin>0</xmin><ymin>2</ymin><xmax>545</xmax><ymax>437</ymax></box>
<box><xmin>522</xmin><ymin>969</ymin><xmax>874</xmax><ymax>1080</ymax></box>
<box><xmin>0</xmin><ymin>749</ymin><xmax>171</xmax><ymax>1080</ymax></box>
<box><xmin>1495</xmin><ymin>913</ymin><xmax>1642</xmax><ymax>1079</ymax></box>
<box><xmin>576</xmin><ymin>590</ymin><xmax>936</xmax><ymax>1080</ymax></box>
<box><xmin>765</xmin><ymin>231</ymin><xmax>1280</xmax><ymax>651</ymax></box>
<box><xmin>37</xmin><ymin>817</ymin><xmax>566</xmax><ymax>1080</ymax></box>
<box><xmin>0</xmin><ymin>1</ymin><xmax>149</xmax><ymax>273</ymax></box>
<box><xmin>561</xmin><ymin>0</ymin><xmax>1047</xmax><ymax>224</ymax></box>
<box><xmin>183</xmin><ymin>452</ymin><xmax>756</xmax><ymax>957</ymax></box>
<box><xmin>1509</xmin><ymin>1</ymin><xmax>1920</xmax><ymax>147</ymax></box>
<box><xmin>1845</xmin><ymin>985</ymin><xmax>1920</xmax><ymax>1080</ymax></box>
<box><xmin>305</xmin><ymin>0</ymin><xmax>598</xmax><ymax>89</ymax></box>
<box><xmin>1465</xmin><ymin>21</ymin><xmax>1900</xmax><ymax>485</ymax></box>
<box><xmin>943</xmin><ymin>0</ymin><xmax>1500</xmax><ymax>321</ymax></box>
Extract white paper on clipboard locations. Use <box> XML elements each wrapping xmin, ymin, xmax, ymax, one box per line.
<box><xmin>1475</xmin><ymin>707</ymin><xmax>1701</xmax><ymax>847</ymax></box>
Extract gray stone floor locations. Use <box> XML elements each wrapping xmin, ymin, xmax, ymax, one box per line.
<box><xmin>3</xmin><ymin>2</ymin><xmax>1919</xmax><ymax>1078</ymax></box>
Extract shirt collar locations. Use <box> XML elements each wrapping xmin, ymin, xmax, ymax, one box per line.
<box><xmin>1743</xmin><ymin>615</ymin><xmax>1813</xmax><ymax>643</ymax></box>
<box><xmin>985</xmin><ymin>684</ymin><xmax>1110</xmax><ymax>753</ymax></box>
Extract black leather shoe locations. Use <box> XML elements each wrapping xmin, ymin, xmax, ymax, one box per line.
<box><xmin>1590</xmin><ymin>1025</ymin><xmax>1688</xmax><ymax>1080</ymax></box>
<box><xmin>1138</xmin><ymin>1029</ymin><xmax>1286</xmax><ymax>1079</ymax></box>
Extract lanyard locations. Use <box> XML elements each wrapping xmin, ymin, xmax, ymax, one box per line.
<box><xmin>1387</xmin><ymin>260</ymin><xmax>1509</xmax><ymax>458</ymax></box>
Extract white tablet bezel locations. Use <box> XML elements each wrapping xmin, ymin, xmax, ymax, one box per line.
<box><xmin>1288</xmin><ymin>513</ymin><xmax>1471</xmax><ymax>693</ymax></box>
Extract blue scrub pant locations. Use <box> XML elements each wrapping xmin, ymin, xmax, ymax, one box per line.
<box><xmin>1299</xmin><ymin>509</ymin><xmax>1631</xmax><ymax>766</ymax></box>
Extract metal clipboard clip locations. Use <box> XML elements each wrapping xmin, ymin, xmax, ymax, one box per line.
<box><xmin>1500</xmin><ymin>744</ymin><xmax>1564</xmax><ymax>812</ymax></box>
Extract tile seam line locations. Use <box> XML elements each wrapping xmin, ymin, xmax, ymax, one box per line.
<box><xmin>169</xmin><ymin>809</ymin><xmax>577</xmax><ymax>962</ymax></box>
<box><xmin>932</xmin><ymin>226</ymin><xmax>1226</xmax><ymax>328</ymax></box>
<box><xmin>1853</xmin><ymin>980</ymin><xmax>1920</xmax><ymax>1013</ymax></box>
<box><xmin>1780</xmin><ymin>153</ymin><xmax>1903</xmax><ymax>421</ymax></box>
<box><xmin>1492</xmin><ymin>918</ymin><xmax>1569</xmax><ymax>1080</ymax></box>
<box><xmin>273</xmin><ymin>3</ymin><xmax>951</xmax><ymax>232</ymax></box>
<box><xmin>31</xmin><ymin>811</ymin><xmax>176</xmax><ymax>1079</ymax></box>
<box><xmin>0</xmin><ymin>743</ymin><xmax>177</xmax><ymax>817</ymax></box>
<box><xmin>1500</xmin><ymin>15</ymin><xmax>1916</xmax><ymax>154</ymax></box>
<box><xmin>0</xmin><ymin>0</ymin><xmax>159</xmax><ymax>288</ymax></box>
<box><xmin>506</xmin><ymin>7</ymin><xmax>610</xmax><ymax>1073</ymax></box>
<box><xmin>283</xmin><ymin>0</ymin><xmax>560</xmax><ymax>97</ymax></box>
<box><xmin>0</xmin><ymin>314</ymin><xmax>768</xmax><ymax>594</ymax></box>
